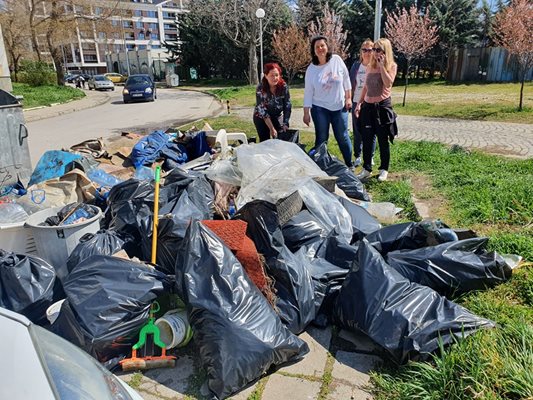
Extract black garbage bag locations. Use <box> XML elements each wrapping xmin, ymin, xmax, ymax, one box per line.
<box><xmin>51</xmin><ymin>255</ymin><xmax>173</xmax><ymax>367</ymax></box>
<box><xmin>66</xmin><ymin>230</ymin><xmax>127</xmax><ymax>273</ymax></box>
<box><xmin>175</xmin><ymin>221</ymin><xmax>309</xmax><ymax>400</ymax></box>
<box><xmin>282</xmin><ymin>210</ymin><xmax>327</xmax><ymax>253</ymax></box>
<box><xmin>0</xmin><ymin>250</ymin><xmax>63</xmax><ymax>325</ymax></box>
<box><xmin>277</xmin><ymin>129</ymin><xmax>299</xmax><ymax>143</ymax></box>
<box><xmin>235</xmin><ymin>201</ymin><xmax>316</xmax><ymax>334</ymax></box>
<box><xmin>41</xmin><ymin>202</ymin><xmax>99</xmax><ymax>227</ymax></box>
<box><xmin>386</xmin><ymin>238</ymin><xmax>512</xmax><ymax>297</ymax></box>
<box><xmin>334</xmin><ymin>239</ymin><xmax>495</xmax><ymax>364</ymax></box>
<box><xmin>336</xmin><ymin>196</ymin><xmax>381</xmax><ymax>243</ymax></box>
<box><xmin>310</xmin><ymin>142</ymin><xmax>370</xmax><ymax>201</ymax></box>
<box><xmin>140</xmin><ymin>190</ymin><xmax>208</xmax><ymax>274</ymax></box>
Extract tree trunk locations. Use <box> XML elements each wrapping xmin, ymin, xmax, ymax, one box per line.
<box><xmin>403</xmin><ymin>60</ymin><xmax>410</xmax><ymax>107</ymax></box>
<box><xmin>46</xmin><ymin>29</ymin><xmax>64</xmax><ymax>85</ymax></box>
<box><xmin>519</xmin><ymin>76</ymin><xmax>524</xmax><ymax>111</ymax></box>
<box><xmin>248</xmin><ymin>41</ymin><xmax>259</xmax><ymax>86</ymax></box>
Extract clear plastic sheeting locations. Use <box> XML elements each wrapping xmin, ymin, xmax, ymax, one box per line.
<box><xmin>236</xmin><ymin>140</ymin><xmax>325</xmax><ymax>189</ymax></box>
<box><xmin>334</xmin><ymin>239</ymin><xmax>495</xmax><ymax>364</ymax></box>
<box><xmin>175</xmin><ymin>221</ymin><xmax>309</xmax><ymax>399</ymax></box>
<box><xmin>204</xmin><ymin>157</ymin><xmax>242</xmax><ymax>187</ymax></box>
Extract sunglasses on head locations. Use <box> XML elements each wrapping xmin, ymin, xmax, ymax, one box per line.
<box><xmin>372</xmin><ymin>48</ymin><xmax>384</xmax><ymax>53</ymax></box>
<box><xmin>361</xmin><ymin>48</ymin><xmax>372</xmax><ymax>53</ymax></box>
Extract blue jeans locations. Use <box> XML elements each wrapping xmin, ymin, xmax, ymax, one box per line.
<box><xmin>311</xmin><ymin>105</ymin><xmax>353</xmax><ymax>167</ymax></box>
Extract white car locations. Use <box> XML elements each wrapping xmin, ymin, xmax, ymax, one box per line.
<box><xmin>88</xmin><ymin>75</ymin><xmax>115</xmax><ymax>91</ymax></box>
<box><xmin>0</xmin><ymin>307</ymin><xmax>143</xmax><ymax>400</ymax></box>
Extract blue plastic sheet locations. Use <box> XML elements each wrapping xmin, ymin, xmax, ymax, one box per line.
<box><xmin>28</xmin><ymin>151</ymin><xmax>82</xmax><ymax>186</ymax></box>
<box><xmin>130</xmin><ymin>130</ymin><xmax>188</xmax><ymax>168</ymax></box>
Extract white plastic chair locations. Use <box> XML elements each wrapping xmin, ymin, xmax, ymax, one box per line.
<box><xmin>214</xmin><ymin>129</ymin><xmax>248</xmax><ymax>152</ymax></box>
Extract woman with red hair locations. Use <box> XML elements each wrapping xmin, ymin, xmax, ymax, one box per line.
<box><xmin>253</xmin><ymin>63</ymin><xmax>292</xmax><ymax>142</ymax></box>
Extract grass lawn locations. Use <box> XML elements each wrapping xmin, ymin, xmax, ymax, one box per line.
<box><xmin>12</xmin><ymin>83</ymin><xmax>85</xmax><ymax>109</ymax></box>
<box><xmin>180</xmin><ymin>114</ymin><xmax>533</xmax><ymax>399</ymax></box>
<box><xmin>190</xmin><ymin>80</ymin><xmax>533</xmax><ymax>124</ymax></box>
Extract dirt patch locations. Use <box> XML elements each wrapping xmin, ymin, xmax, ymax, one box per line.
<box><xmin>401</xmin><ymin>173</ymin><xmax>450</xmax><ymax>221</ymax></box>
<box><xmin>479</xmin><ymin>145</ymin><xmax>527</xmax><ymax>158</ymax></box>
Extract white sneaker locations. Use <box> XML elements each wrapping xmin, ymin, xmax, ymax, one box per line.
<box><xmin>354</xmin><ymin>157</ymin><xmax>362</xmax><ymax>167</ymax></box>
<box><xmin>357</xmin><ymin>169</ymin><xmax>371</xmax><ymax>179</ymax></box>
<box><xmin>378</xmin><ymin>170</ymin><xmax>388</xmax><ymax>181</ymax></box>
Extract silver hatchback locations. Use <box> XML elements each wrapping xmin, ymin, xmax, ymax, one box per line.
<box><xmin>88</xmin><ymin>75</ymin><xmax>115</xmax><ymax>91</ymax></box>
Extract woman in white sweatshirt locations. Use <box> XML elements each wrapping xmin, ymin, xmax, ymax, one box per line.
<box><xmin>303</xmin><ymin>35</ymin><xmax>353</xmax><ymax>168</ymax></box>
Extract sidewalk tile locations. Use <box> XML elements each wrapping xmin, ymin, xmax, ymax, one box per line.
<box><xmin>327</xmin><ymin>380</ymin><xmax>374</xmax><ymax>400</ymax></box>
<box><xmin>263</xmin><ymin>374</ymin><xmax>321</xmax><ymax>400</ymax></box>
<box><xmin>279</xmin><ymin>330</ymin><xmax>329</xmax><ymax>377</ymax></box>
<box><xmin>332</xmin><ymin>352</ymin><xmax>381</xmax><ymax>386</ymax></box>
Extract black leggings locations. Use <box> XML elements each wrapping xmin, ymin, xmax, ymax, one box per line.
<box><xmin>253</xmin><ymin>114</ymin><xmax>283</xmax><ymax>142</ymax></box>
<box><xmin>360</xmin><ymin>105</ymin><xmax>391</xmax><ymax>172</ymax></box>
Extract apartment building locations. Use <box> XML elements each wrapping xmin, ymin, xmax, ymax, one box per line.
<box><xmin>65</xmin><ymin>0</ymin><xmax>187</xmax><ymax>79</ymax></box>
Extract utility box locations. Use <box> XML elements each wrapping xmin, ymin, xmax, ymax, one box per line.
<box><xmin>0</xmin><ymin>90</ymin><xmax>32</xmax><ymax>187</ymax></box>
<box><xmin>166</xmin><ymin>73</ymin><xmax>179</xmax><ymax>87</ymax></box>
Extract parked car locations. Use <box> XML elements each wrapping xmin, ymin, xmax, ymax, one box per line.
<box><xmin>105</xmin><ymin>72</ymin><xmax>127</xmax><ymax>83</ymax></box>
<box><xmin>88</xmin><ymin>75</ymin><xmax>115</xmax><ymax>91</ymax></box>
<box><xmin>0</xmin><ymin>307</ymin><xmax>143</xmax><ymax>400</ymax></box>
<box><xmin>123</xmin><ymin>74</ymin><xmax>156</xmax><ymax>103</ymax></box>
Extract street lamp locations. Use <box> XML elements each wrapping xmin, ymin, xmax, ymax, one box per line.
<box><xmin>373</xmin><ymin>0</ymin><xmax>382</xmax><ymax>41</ymax></box>
<box><xmin>255</xmin><ymin>8</ymin><xmax>265</xmax><ymax>80</ymax></box>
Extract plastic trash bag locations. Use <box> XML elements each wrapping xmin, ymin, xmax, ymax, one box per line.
<box><xmin>28</xmin><ymin>150</ymin><xmax>82</xmax><ymax>186</ymax></box>
<box><xmin>175</xmin><ymin>221</ymin><xmax>309</xmax><ymax>399</ymax></box>
<box><xmin>130</xmin><ymin>130</ymin><xmax>188</xmax><ymax>168</ymax></box>
<box><xmin>282</xmin><ymin>210</ymin><xmax>328</xmax><ymax>253</ymax></box>
<box><xmin>336</xmin><ymin>196</ymin><xmax>381</xmax><ymax>243</ymax></box>
<box><xmin>51</xmin><ymin>255</ymin><xmax>173</xmax><ymax>367</ymax></box>
<box><xmin>204</xmin><ymin>158</ymin><xmax>242</xmax><ymax>187</ymax></box>
<box><xmin>235</xmin><ymin>201</ymin><xmax>316</xmax><ymax>334</ymax></box>
<box><xmin>236</xmin><ymin>140</ymin><xmax>325</xmax><ymax>189</ymax></box>
<box><xmin>365</xmin><ymin>222</ymin><xmax>432</xmax><ymax>255</ymax></box>
<box><xmin>310</xmin><ymin>143</ymin><xmax>370</xmax><ymax>201</ymax></box>
<box><xmin>66</xmin><ymin>230</ymin><xmax>127</xmax><ymax>273</ymax></box>
<box><xmin>0</xmin><ymin>250</ymin><xmax>63</xmax><ymax>325</ymax></box>
<box><xmin>0</xmin><ymin>202</ymin><xmax>28</xmax><ymax>223</ymax></box>
<box><xmin>334</xmin><ymin>239</ymin><xmax>495</xmax><ymax>364</ymax></box>
<box><xmin>386</xmin><ymin>237</ymin><xmax>512</xmax><ymax>297</ymax></box>
<box><xmin>139</xmin><ymin>190</ymin><xmax>208</xmax><ymax>274</ymax></box>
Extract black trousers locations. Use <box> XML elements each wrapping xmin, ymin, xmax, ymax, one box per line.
<box><xmin>253</xmin><ymin>114</ymin><xmax>283</xmax><ymax>142</ymax></box>
<box><xmin>359</xmin><ymin>103</ymin><xmax>391</xmax><ymax>172</ymax></box>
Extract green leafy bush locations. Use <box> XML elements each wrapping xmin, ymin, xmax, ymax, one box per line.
<box><xmin>18</xmin><ymin>61</ymin><xmax>56</xmax><ymax>86</ymax></box>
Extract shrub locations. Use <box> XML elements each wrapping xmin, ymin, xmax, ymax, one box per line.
<box><xmin>18</xmin><ymin>61</ymin><xmax>56</xmax><ymax>86</ymax></box>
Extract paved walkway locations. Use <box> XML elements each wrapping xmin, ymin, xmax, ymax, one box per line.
<box><xmin>232</xmin><ymin>107</ymin><xmax>533</xmax><ymax>159</ymax></box>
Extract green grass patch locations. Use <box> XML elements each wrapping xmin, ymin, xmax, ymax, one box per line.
<box><xmin>365</xmin><ymin>178</ymin><xmax>420</xmax><ymax>222</ymax></box>
<box><xmin>12</xmin><ymin>83</ymin><xmax>85</xmax><ymax>108</ymax></box>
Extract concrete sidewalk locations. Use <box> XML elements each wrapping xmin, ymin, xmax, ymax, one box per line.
<box><xmin>231</xmin><ymin>107</ymin><xmax>533</xmax><ymax>159</ymax></box>
<box><xmin>118</xmin><ymin>325</ymin><xmax>380</xmax><ymax>400</ymax></box>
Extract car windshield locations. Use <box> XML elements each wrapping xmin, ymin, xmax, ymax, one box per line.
<box><xmin>30</xmin><ymin>324</ymin><xmax>133</xmax><ymax>400</ymax></box>
<box><xmin>95</xmin><ymin>76</ymin><xmax>108</xmax><ymax>81</ymax></box>
<box><xmin>127</xmin><ymin>76</ymin><xmax>151</xmax><ymax>85</ymax></box>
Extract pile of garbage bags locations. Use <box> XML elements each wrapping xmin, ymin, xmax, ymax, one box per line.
<box><xmin>0</xmin><ymin>131</ymin><xmax>520</xmax><ymax>399</ymax></box>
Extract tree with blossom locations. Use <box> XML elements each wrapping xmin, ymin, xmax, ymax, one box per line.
<box><xmin>385</xmin><ymin>6</ymin><xmax>439</xmax><ymax>106</ymax></box>
<box><xmin>307</xmin><ymin>3</ymin><xmax>349</xmax><ymax>60</ymax></box>
<box><xmin>272</xmin><ymin>24</ymin><xmax>310</xmax><ymax>83</ymax></box>
<box><xmin>492</xmin><ymin>0</ymin><xmax>533</xmax><ymax>111</ymax></box>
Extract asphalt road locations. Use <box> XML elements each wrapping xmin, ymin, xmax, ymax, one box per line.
<box><xmin>26</xmin><ymin>88</ymin><xmax>222</xmax><ymax>162</ymax></box>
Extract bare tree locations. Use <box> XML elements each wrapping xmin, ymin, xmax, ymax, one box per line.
<box><xmin>188</xmin><ymin>0</ymin><xmax>289</xmax><ymax>85</ymax></box>
<box><xmin>271</xmin><ymin>24</ymin><xmax>310</xmax><ymax>83</ymax></box>
<box><xmin>307</xmin><ymin>3</ymin><xmax>349</xmax><ymax>60</ymax></box>
<box><xmin>385</xmin><ymin>6</ymin><xmax>438</xmax><ymax>106</ymax></box>
<box><xmin>0</xmin><ymin>0</ymin><xmax>33</xmax><ymax>81</ymax></box>
<box><xmin>492</xmin><ymin>0</ymin><xmax>533</xmax><ymax>111</ymax></box>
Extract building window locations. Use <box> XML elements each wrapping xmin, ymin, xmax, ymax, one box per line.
<box><xmin>126</xmin><ymin>44</ymin><xmax>135</xmax><ymax>50</ymax></box>
<box><xmin>123</xmin><ymin>21</ymin><xmax>133</xmax><ymax>28</ymax></box>
<box><xmin>164</xmin><ymin>24</ymin><xmax>175</xmax><ymax>30</ymax></box>
<box><xmin>163</xmin><ymin>12</ymin><xmax>176</xmax><ymax>19</ymax></box>
<box><xmin>138</xmin><ymin>32</ymin><xmax>145</xmax><ymax>40</ymax></box>
<box><xmin>134</xmin><ymin>10</ymin><xmax>142</xmax><ymax>17</ymax></box>
<box><xmin>112</xmin><ymin>19</ymin><xmax>118</xmax><ymax>26</ymax></box>
<box><xmin>136</xmin><ymin>21</ymin><xmax>143</xmax><ymax>29</ymax></box>
<box><xmin>138</xmin><ymin>45</ymin><xmax>146</xmax><ymax>50</ymax></box>
<box><xmin>149</xmin><ymin>23</ymin><xmax>157</xmax><ymax>30</ymax></box>
<box><xmin>151</xmin><ymin>33</ymin><xmax>159</xmax><ymax>40</ymax></box>
<box><xmin>95</xmin><ymin>7</ymin><xmax>103</xmax><ymax>15</ymax></box>
<box><xmin>151</xmin><ymin>44</ymin><xmax>161</xmax><ymax>49</ymax></box>
<box><xmin>146</xmin><ymin>11</ymin><xmax>156</xmax><ymax>18</ymax></box>
<box><xmin>98</xmin><ymin>32</ymin><xmax>106</xmax><ymax>39</ymax></box>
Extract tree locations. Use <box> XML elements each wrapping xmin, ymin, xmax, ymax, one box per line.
<box><xmin>428</xmin><ymin>0</ymin><xmax>480</xmax><ymax>77</ymax></box>
<box><xmin>385</xmin><ymin>5</ymin><xmax>438</xmax><ymax>106</ymax></box>
<box><xmin>186</xmin><ymin>0</ymin><xmax>291</xmax><ymax>85</ymax></box>
<box><xmin>308</xmin><ymin>3</ymin><xmax>349</xmax><ymax>59</ymax></box>
<box><xmin>271</xmin><ymin>24</ymin><xmax>310</xmax><ymax>83</ymax></box>
<box><xmin>0</xmin><ymin>0</ymin><xmax>32</xmax><ymax>81</ymax></box>
<box><xmin>492</xmin><ymin>0</ymin><xmax>533</xmax><ymax>111</ymax></box>
<box><xmin>479</xmin><ymin>0</ymin><xmax>494</xmax><ymax>47</ymax></box>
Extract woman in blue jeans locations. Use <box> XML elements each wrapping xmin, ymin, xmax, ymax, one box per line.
<box><xmin>303</xmin><ymin>35</ymin><xmax>353</xmax><ymax>168</ymax></box>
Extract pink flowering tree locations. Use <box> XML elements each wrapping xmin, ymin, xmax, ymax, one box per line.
<box><xmin>307</xmin><ymin>3</ymin><xmax>349</xmax><ymax>60</ymax></box>
<box><xmin>385</xmin><ymin>6</ymin><xmax>438</xmax><ymax>106</ymax></box>
<box><xmin>492</xmin><ymin>0</ymin><xmax>533</xmax><ymax>111</ymax></box>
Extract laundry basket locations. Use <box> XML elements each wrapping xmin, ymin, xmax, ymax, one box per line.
<box><xmin>25</xmin><ymin>205</ymin><xmax>102</xmax><ymax>281</ymax></box>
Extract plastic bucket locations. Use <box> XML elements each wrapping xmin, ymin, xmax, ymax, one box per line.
<box><xmin>46</xmin><ymin>299</ymin><xmax>66</xmax><ymax>324</ymax></box>
<box><xmin>24</xmin><ymin>205</ymin><xmax>102</xmax><ymax>281</ymax></box>
<box><xmin>155</xmin><ymin>309</ymin><xmax>193</xmax><ymax>349</ymax></box>
<box><xmin>0</xmin><ymin>221</ymin><xmax>37</xmax><ymax>254</ymax></box>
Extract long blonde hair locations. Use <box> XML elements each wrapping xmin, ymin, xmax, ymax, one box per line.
<box><xmin>370</xmin><ymin>38</ymin><xmax>395</xmax><ymax>72</ymax></box>
<box><xmin>359</xmin><ymin>39</ymin><xmax>373</xmax><ymax>63</ymax></box>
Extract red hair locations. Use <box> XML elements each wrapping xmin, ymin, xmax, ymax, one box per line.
<box><xmin>261</xmin><ymin>63</ymin><xmax>285</xmax><ymax>95</ymax></box>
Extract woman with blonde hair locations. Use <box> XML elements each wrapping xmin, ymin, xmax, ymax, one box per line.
<box><xmin>355</xmin><ymin>37</ymin><xmax>398</xmax><ymax>181</ymax></box>
<box><xmin>349</xmin><ymin>38</ymin><xmax>375</xmax><ymax>167</ymax></box>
